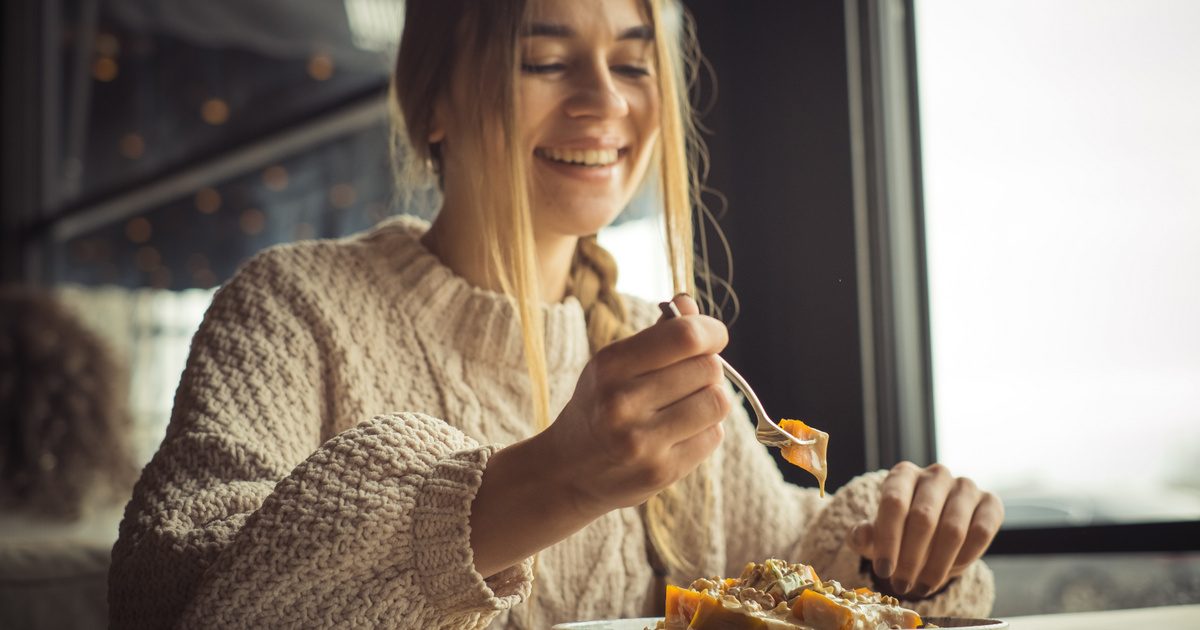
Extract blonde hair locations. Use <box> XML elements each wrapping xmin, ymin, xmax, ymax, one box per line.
<box><xmin>391</xmin><ymin>0</ymin><xmax>720</xmax><ymax>579</ymax></box>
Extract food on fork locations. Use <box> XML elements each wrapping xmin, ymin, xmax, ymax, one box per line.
<box><xmin>778</xmin><ymin>420</ymin><xmax>830</xmax><ymax>496</ymax></box>
<box><xmin>658</xmin><ymin>558</ymin><xmax>926</xmax><ymax>630</ymax></box>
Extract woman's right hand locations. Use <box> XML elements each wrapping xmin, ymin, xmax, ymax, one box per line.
<box><xmin>546</xmin><ymin>295</ymin><xmax>732</xmax><ymax>520</ymax></box>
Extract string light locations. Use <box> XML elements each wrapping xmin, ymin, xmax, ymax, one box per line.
<box><xmin>263</xmin><ymin>165</ymin><xmax>289</xmax><ymax>191</ymax></box>
<box><xmin>307</xmin><ymin>53</ymin><xmax>335</xmax><ymax>81</ymax></box>
<box><xmin>93</xmin><ymin>57</ymin><xmax>119</xmax><ymax>82</ymax></box>
<box><xmin>195</xmin><ymin>187</ymin><xmax>222</xmax><ymax>214</ymax></box>
<box><xmin>125</xmin><ymin>217</ymin><xmax>152</xmax><ymax>243</ymax></box>
<box><xmin>119</xmin><ymin>133</ymin><xmax>145</xmax><ymax>159</ymax></box>
<box><xmin>239</xmin><ymin>208</ymin><xmax>266</xmax><ymax>235</ymax></box>
<box><xmin>201</xmin><ymin>98</ymin><xmax>230</xmax><ymax>125</ymax></box>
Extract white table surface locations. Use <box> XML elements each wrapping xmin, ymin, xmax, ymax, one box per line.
<box><xmin>1005</xmin><ymin>604</ymin><xmax>1200</xmax><ymax>629</ymax></box>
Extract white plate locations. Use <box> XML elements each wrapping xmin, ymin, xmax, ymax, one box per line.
<box><xmin>552</xmin><ymin>618</ymin><xmax>660</xmax><ymax>630</ymax></box>
<box><xmin>552</xmin><ymin>617</ymin><xmax>1008</xmax><ymax>630</ymax></box>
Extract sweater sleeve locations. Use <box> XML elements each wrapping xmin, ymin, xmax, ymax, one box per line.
<box><xmin>108</xmin><ymin>252</ymin><xmax>531</xmax><ymax>630</ymax></box>
<box><xmin>718</xmin><ymin>403</ymin><xmax>995</xmax><ymax>618</ymax></box>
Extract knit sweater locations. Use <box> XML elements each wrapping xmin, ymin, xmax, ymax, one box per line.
<box><xmin>108</xmin><ymin>216</ymin><xmax>994</xmax><ymax>629</ymax></box>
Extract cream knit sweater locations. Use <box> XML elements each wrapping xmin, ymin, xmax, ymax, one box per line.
<box><xmin>108</xmin><ymin>216</ymin><xmax>994</xmax><ymax>629</ymax></box>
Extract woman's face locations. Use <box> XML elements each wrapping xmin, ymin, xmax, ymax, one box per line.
<box><xmin>518</xmin><ymin>0</ymin><xmax>661</xmax><ymax>238</ymax></box>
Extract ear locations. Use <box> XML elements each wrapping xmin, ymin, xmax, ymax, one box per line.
<box><xmin>428</xmin><ymin>97</ymin><xmax>449</xmax><ymax>144</ymax></box>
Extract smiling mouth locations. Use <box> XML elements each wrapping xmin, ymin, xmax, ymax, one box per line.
<box><xmin>534</xmin><ymin>147</ymin><xmax>626</xmax><ymax>167</ymax></box>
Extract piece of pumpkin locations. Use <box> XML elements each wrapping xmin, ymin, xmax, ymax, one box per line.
<box><xmin>778</xmin><ymin>419</ymin><xmax>830</xmax><ymax>496</ymax></box>
<box><xmin>791</xmin><ymin>589</ymin><xmax>852</xmax><ymax>630</ymax></box>
<box><xmin>898</xmin><ymin>610</ymin><xmax>924</xmax><ymax>629</ymax></box>
<box><xmin>666</xmin><ymin>584</ymin><xmax>704</xmax><ymax>630</ymax></box>
<box><xmin>688</xmin><ymin>593</ymin><xmax>768</xmax><ymax>630</ymax></box>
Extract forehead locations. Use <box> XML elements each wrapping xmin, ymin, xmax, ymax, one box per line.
<box><xmin>524</xmin><ymin>0</ymin><xmax>651</xmax><ymax>37</ymax></box>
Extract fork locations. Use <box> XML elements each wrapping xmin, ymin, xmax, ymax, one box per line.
<box><xmin>658</xmin><ymin>301</ymin><xmax>816</xmax><ymax>449</ymax></box>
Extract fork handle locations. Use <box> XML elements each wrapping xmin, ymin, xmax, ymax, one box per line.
<box><xmin>657</xmin><ymin>301</ymin><xmax>815</xmax><ymax>447</ymax></box>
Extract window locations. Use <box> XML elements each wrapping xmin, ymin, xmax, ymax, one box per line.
<box><xmin>915</xmin><ymin>0</ymin><xmax>1200</xmax><ymax>527</ymax></box>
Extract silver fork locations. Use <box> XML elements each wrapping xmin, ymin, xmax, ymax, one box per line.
<box><xmin>658</xmin><ymin>301</ymin><xmax>816</xmax><ymax>449</ymax></box>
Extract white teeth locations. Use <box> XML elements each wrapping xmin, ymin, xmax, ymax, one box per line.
<box><xmin>537</xmin><ymin>147</ymin><xmax>620</xmax><ymax>166</ymax></box>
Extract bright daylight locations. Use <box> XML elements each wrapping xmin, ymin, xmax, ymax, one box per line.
<box><xmin>917</xmin><ymin>0</ymin><xmax>1200</xmax><ymax>525</ymax></box>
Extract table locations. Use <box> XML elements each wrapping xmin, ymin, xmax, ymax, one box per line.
<box><xmin>1005</xmin><ymin>604</ymin><xmax>1200</xmax><ymax>629</ymax></box>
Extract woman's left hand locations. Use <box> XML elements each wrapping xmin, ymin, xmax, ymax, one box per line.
<box><xmin>848</xmin><ymin>461</ymin><xmax>1004</xmax><ymax>599</ymax></box>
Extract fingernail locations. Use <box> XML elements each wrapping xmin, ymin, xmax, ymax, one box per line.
<box><xmin>913</xmin><ymin>582</ymin><xmax>932</xmax><ymax>598</ymax></box>
<box><xmin>894</xmin><ymin>580</ymin><xmax>912</xmax><ymax>597</ymax></box>
<box><xmin>874</xmin><ymin>558</ymin><xmax>893</xmax><ymax>579</ymax></box>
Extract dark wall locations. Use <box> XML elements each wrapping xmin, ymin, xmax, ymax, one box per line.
<box><xmin>686</xmin><ymin>1</ymin><xmax>868</xmax><ymax>489</ymax></box>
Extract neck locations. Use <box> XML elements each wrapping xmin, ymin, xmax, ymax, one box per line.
<box><xmin>422</xmin><ymin>193</ymin><xmax>578</xmax><ymax>304</ymax></box>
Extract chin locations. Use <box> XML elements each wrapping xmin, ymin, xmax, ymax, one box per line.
<box><xmin>534</xmin><ymin>196</ymin><xmax>630</xmax><ymax>237</ymax></box>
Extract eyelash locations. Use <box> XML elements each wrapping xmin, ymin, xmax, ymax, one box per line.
<box><xmin>520</xmin><ymin>63</ymin><xmax>650</xmax><ymax>78</ymax></box>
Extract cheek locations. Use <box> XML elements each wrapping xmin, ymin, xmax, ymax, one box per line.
<box><xmin>629</xmin><ymin>86</ymin><xmax>661</xmax><ymax>136</ymax></box>
<box><xmin>517</xmin><ymin>84</ymin><xmax>560</xmax><ymax>151</ymax></box>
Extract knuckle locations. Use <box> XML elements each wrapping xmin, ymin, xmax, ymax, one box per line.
<box><xmin>938</xmin><ymin>521</ymin><xmax>968</xmax><ymax>544</ymax></box>
<box><xmin>925</xmin><ymin>462</ymin><xmax>952</xmax><ymax>478</ymax></box>
<box><xmin>610</xmin><ymin>427</ymin><xmax>642</xmax><ymax>460</ymax></box>
<box><xmin>954</xmin><ymin>476</ymin><xmax>978</xmax><ymax>494</ymax></box>
<box><xmin>602</xmin><ymin>387</ymin><xmax>637</xmax><ymax>421</ymax></box>
<box><xmin>967</xmin><ymin>520</ymin><xmax>994</xmax><ymax>543</ymax></box>
<box><xmin>879</xmin><ymin>490</ymin><xmax>909</xmax><ymax>512</ymax></box>
<box><xmin>700</xmin><ymin>354</ymin><xmax>724</xmax><ymax>385</ymax></box>
<box><xmin>705</xmin><ymin>384</ymin><xmax>732</xmax><ymax>418</ymax></box>
<box><xmin>891</xmin><ymin>461</ymin><xmax>918</xmax><ymax>475</ymax></box>
<box><xmin>908</xmin><ymin>504</ymin><xmax>940</xmax><ymax>530</ymax></box>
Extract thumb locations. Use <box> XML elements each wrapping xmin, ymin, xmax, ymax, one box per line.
<box><xmin>657</xmin><ymin>293</ymin><xmax>701</xmax><ymax>322</ymax></box>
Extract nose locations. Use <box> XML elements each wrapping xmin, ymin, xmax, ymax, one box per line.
<box><xmin>563</xmin><ymin>59</ymin><xmax>630</xmax><ymax>120</ymax></box>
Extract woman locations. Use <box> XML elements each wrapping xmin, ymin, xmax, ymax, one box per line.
<box><xmin>109</xmin><ymin>0</ymin><xmax>1003</xmax><ymax>628</ymax></box>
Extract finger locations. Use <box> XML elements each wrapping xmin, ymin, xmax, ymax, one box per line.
<box><xmin>649</xmin><ymin>383</ymin><xmax>732</xmax><ymax>446</ymax></box>
<box><xmin>871</xmin><ymin>462</ymin><xmax>921</xmax><ymax>579</ymax></box>
<box><xmin>912</xmin><ymin>477</ymin><xmax>980</xmax><ymax>597</ymax></box>
<box><xmin>849</xmin><ymin>520</ymin><xmax>875</xmax><ymax>557</ymax></box>
<box><xmin>667</xmin><ymin>421</ymin><xmax>725</xmax><ymax>476</ymax></box>
<box><xmin>602</xmin><ymin>315</ymin><xmax>728</xmax><ymax>378</ymax></box>
<box><xmin>951</xmin><ymin>492</ymin><xmax>1005</xmax><ymax>571</ymax></box>
<box><xmin>630</xmin><ymin>353</ymin><xmax>725</xmax><ymax>412</ymax></box>
<box><xmin>891</xmin><ymin>464</ymin><xmax>955</xmax><ymax>594</ymax></box>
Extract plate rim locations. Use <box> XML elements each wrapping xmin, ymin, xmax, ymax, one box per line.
<box><xmin>551</xmin><ymin>616</ymin><xmax>1009</xmax><ymax>630</ymax></box>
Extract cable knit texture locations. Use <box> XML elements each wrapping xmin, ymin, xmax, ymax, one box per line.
<box><xmin>109</xmin><ymin>216</ymin><xmax>993</xmax><ymax>628</ymax></box>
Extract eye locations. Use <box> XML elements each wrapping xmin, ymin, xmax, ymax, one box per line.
<box><xmin>613</xmin><ymin>64</ymin><xmax>651</xmax><ymax>78</ymax></box>
<box><xmin>521</xmin><ymin>62</ymin><xmax>567</xmax><ymax>74</ymax></box>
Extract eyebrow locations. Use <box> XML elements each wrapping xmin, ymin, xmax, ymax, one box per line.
<box><xmin>522</xmin><ymin>22</ymin><xmax>655</xmax><ymax>41</ymax></box>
